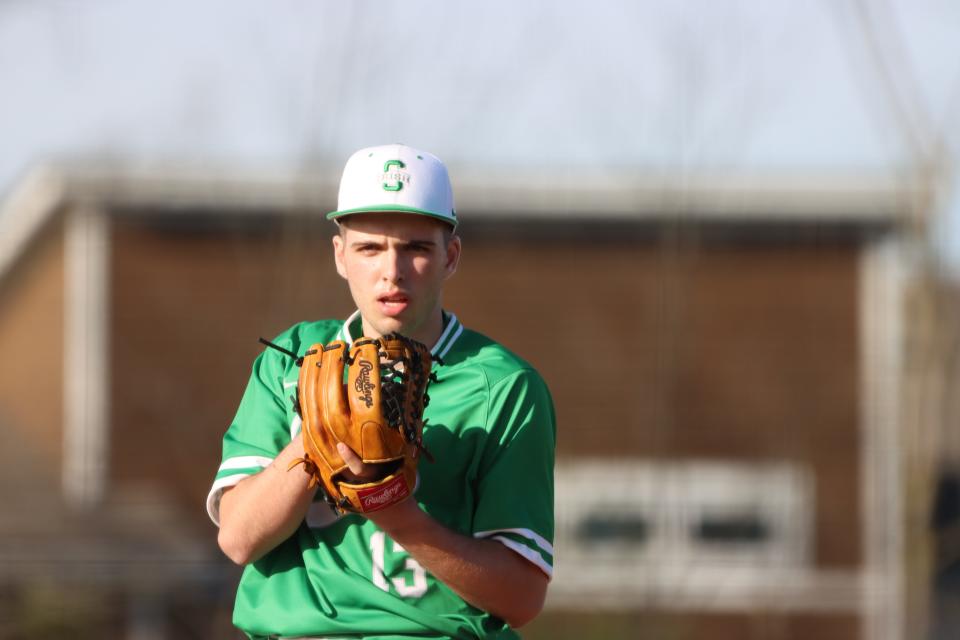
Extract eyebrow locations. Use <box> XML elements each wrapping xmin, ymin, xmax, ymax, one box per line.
<box><xmin>349</xmin><ymin>238</ymin><xmax>437</xmax><ymax>249</ymax></box>
<box><xmin>403</xmin><ymin>239</ymin><xmax>437</xmax><ymax>248</ymax></box>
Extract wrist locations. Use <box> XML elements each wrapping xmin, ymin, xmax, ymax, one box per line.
<box><xmin>369</xmin><ymin>497</ymin><xmax>428</xmax><ymax>539</ymax></box>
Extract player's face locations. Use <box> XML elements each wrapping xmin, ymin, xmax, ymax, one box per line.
<box><xmin>332</xmin><ymin>213</ymin><xmax>460</xmax><ymax>345</ymax></box>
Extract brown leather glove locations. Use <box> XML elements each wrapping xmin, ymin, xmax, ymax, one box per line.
<box><xmin>290</xmin><ymin>333</ymin><xmax>434</xmax><ymax>514</ymax></box>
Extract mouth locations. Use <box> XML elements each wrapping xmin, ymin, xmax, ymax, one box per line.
<box><xmin>377</xmin><ymin>292</ymin><xmax>410</xmax><ymax>316</ymax></box>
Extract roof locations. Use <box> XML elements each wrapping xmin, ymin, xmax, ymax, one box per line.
<box><xmin>0</xmin><ymin>163</ymin><xmax>920</xmax><ymax>284</ymax></box>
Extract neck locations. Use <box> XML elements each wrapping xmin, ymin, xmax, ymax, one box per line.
<box><xmin>360</xmin><ymin>309</ymin><xmax>444</xmax><ymax>348</ymax></box>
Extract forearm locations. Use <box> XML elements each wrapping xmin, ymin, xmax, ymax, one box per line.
<box><xmin>217</xmin><ymin>434</ymin><xmax>317</xmax><ymax>565</ymax></box>
<box><xmin>372</xmin><ymin>501</ymin><xmax>548</xmax><ymax>628</ymax></box>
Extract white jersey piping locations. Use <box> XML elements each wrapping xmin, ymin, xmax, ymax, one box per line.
<box><xmin>339</xmin><ymin>310</ymin><xmax>464</xmax><ymax>357</ymax></box>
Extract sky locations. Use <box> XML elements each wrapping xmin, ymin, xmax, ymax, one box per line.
<box><xmin>1</xmin><ymin>0</ymin><xmax>959</xmax><ymax>266</ymax></box>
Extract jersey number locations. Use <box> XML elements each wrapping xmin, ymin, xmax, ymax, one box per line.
<box><xmin>369</xmin><ymin>531</ymin><xmax>427</xmax><ymax>598</ymax></box>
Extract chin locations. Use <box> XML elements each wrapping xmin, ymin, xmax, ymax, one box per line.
<box><xmin>369</xmin><ymin>316</ymin><xmax>407</xmax><ymax>337</ymax></box>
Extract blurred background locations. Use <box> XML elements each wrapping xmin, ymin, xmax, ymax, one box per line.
<box><xmin>1</xmin><ymin>1</ymin><xmax>959</xmax><ymax>638</ymax></box>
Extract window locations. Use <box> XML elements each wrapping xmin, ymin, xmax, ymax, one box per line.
<box><xmin>550</xmin><ymin>459</ymin><xmax>813</xmax><ymax>609</ymax></box>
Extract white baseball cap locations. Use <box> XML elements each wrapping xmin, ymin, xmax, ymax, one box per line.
<box><xmin>327</xmin><ymin>143</ymin><xmax>457</xmax><ymax>229</ymax></box>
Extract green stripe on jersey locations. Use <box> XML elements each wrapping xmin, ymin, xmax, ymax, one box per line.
<box><xmin>213</xmin><ymin>312</ymin><xmax>556</xmax><ymax>639</ymax></box>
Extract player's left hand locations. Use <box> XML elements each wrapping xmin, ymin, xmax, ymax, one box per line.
<box><xmin>336</xmin><ymin>442</ymin><xmax>384</xmax><ymax>482</ymax></box>
<box><xmin>336</xmin><ymin>441</ymin><xmax>422</xmax><ymax>528</ymax></box>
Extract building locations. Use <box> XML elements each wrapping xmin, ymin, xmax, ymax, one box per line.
<box><xmin>0</xmin><ymin>162</ymin><xmax>936</xmax><ymax>639</ymax></box>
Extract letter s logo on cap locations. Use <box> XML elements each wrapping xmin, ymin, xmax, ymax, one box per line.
<box><xmin>382</xmin><ymin>159</ymin><xmax>407</xmax><ymax>192</ymax></box>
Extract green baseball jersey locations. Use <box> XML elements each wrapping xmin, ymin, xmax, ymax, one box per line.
<box><xmin>207</xmin><ymin>311</ymin><xmax>556</xmax><ymax>640</ymax></box>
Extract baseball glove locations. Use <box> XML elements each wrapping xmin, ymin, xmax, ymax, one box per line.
<box><xmin>287</xmin><ymin>333</ymin><xmax>434</xmax><ymax>514</ymax></box>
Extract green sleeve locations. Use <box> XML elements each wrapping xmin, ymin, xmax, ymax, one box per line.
<box><xmin>207</xmin><ymin>339</ymin><xmax>297</xmax><ymax>524</ymax></box>
<box><xmin>472</xmin><ymin>369</ymin><xmax>556</xmax><ymax>577</ymax></box>
<box><xmin>224</xmin><ymin>347</ymin><xmax>295</xmax><ymax>459</ymax></box>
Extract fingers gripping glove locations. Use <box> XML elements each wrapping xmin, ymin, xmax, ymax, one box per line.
<box><xmin>290</xmin><ymin>334</ymin><xmax>435</xmax><ymax>514</ymax></box>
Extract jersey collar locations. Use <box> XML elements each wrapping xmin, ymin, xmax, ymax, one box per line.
<box><xmin>339</xmin><ymin>310</ymin><xmax>463</xmax><ymax>360</ymax></box>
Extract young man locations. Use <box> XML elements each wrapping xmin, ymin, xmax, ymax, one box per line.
<box><xmin>207</xmin><ymin>144</ymin><xmax>556</xmax><ymax>639</ymax></box>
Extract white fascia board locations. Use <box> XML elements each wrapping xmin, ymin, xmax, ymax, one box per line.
<box><xmin>57</xmin><ymin>163</ymin><xmax>916</xmax><ymax>223</ymax></box>
<box><xmin>60</xmin><ymin>163</ymin><xmax>338</xmax><ymax>215</ymax></box>
<box><xmin>0</xmin><ymin>164</ymin><xmax>916</xmax><ymax>282</ymax></box>
<box><xmin>453</xmin><ymin>170</ymin><xmax>917</xmax><ymax>222</ymax></box>
<box><xmin>0</xmin><ymin>166</ymin><xmax>66</xmax><ymax>281</ymax></box>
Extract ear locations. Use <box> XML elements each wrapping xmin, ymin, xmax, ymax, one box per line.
<box><xmin>443</xmin><ymin>235</ymin><xmax>461</xmax><ymax>280</ymax></box>
<box><xmin>332</xmin><ymin>233</ymin><xmax>348</xmax><ymax>280</ymax></box>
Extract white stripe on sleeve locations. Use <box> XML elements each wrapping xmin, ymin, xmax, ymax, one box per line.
<box><xmin>473</xmin><ymin>527</ymin><xmax>555</xmax><ymax>556</ymax></box>
<box><xmin>206</xmin><ymin>473</ymin><xmax>250</xmax><ymax>526</ymax></box>
<box><xmin>489</xmin><ymin>535</ymin><xmax>553</xmax><ymax>578</ymax></box>
<box><xmin>217</xmin><ymin>456</ymin><xmax>274</xmax><ymax>472</ymax></box>
<box><xmin>208</xmin><ymin>456</ymin><xmax>275</xmax><ymax>525</ymax></box>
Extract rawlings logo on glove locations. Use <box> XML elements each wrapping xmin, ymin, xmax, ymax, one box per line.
<box><xmin>355</xmin><ymin>359</ymin><xmax>376</xmax><ymax>408</ymax></box>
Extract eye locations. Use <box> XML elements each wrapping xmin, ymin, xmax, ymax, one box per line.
<box><xmin>354</xmin><ymin>243</ymin><xmax>381</xmax><ymax>255</ymax></box>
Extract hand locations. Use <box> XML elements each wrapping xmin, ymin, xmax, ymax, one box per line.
<box><xmin>336</xmin><ymin>442</ymin><xmax>386</xmax><ymax>482</ymax></box>
<box><xmin>335</xmin><ymin>441</ymin><xmax>422</xmax><ymax>529</ymax></box>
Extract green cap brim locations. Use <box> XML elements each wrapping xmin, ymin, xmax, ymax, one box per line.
<box><xmin>327</xmin><ymin>205</ymin><xmax>457</xmax><ymax>228</ymax></box>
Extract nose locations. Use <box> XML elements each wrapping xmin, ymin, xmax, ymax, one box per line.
<box><xmin>381</xmin><ymin>247</ymin><xmax>404</xmax><ymax>283</ymax></box>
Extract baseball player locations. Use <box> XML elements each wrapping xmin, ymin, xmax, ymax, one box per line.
<box><xmin>207</xmin><ymin>144</ymin><xmax>556</xmax><ymax>639</ymax></box>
